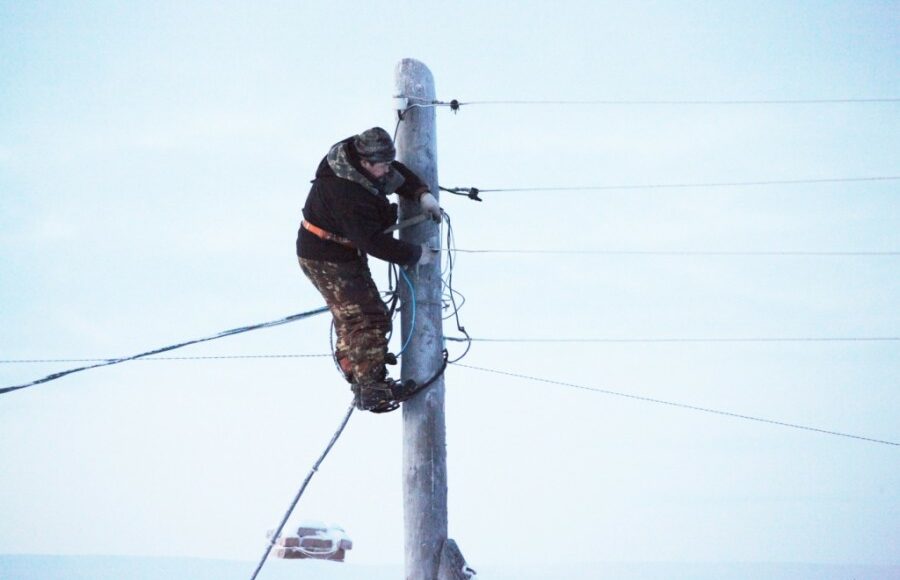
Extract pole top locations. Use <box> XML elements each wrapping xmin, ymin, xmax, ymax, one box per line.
<box><xmin>395</xmin><ymin>59</ymin><xmax>435</xmax><ymax>100</ymax></box>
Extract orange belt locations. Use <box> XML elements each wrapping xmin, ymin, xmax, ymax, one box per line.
<box><xmin>301</xmin><ymin>220</ymin><xmax>356</xmax><ymax>249</ymax></box>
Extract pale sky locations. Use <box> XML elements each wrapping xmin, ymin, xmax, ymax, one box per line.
<box><xmin>1</xmin><ymin>0</ymin><xmax>898</xmax><ymax>572</ymax></box>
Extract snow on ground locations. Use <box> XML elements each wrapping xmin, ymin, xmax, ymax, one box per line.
<box><xmin>2</xmin><ymin>555</ymin><xmax>899</xmax><ymax>580</ymax></box>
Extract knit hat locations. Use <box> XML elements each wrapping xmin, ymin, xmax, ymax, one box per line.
<box><xmin>353</xmin><ymin>127</ymin><xmax>396</xmax><ymax>163</ymax></box>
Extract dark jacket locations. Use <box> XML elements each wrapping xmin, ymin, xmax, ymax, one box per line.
<box><xmin>296</xmin><ymin>138</ymin><xmax>428</xmax><ymax>266</ymax></box>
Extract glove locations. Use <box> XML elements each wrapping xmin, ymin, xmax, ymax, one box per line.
<box><xmin>419</xmin><ymin>192</ymin><xmax>442</xmax><ymax>223</ymax></box>
<box><xmin>417</xmin><ymin>243</ymin><xmax>437</xmax><ymax>266</ymax></box>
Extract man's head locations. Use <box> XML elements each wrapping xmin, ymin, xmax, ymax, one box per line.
<box><xmin>354</xmin><ymin>127</ymin><xmax>395</xmax><ymax>178</ymax></box>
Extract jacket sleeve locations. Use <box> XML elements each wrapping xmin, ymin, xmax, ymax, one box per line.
<box><xmin>338</xmin><ymin>191</ymin><xmax>422</xmax><ymax>267</ymax></box>
<box><xmin>392</xmin><ymin>161</ymin><xmax>430</xmax><ymax>200</ymax></box>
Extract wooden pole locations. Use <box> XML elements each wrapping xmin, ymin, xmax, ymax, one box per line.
<box><xmin>395</xmin><ymin>58</ymin><xmax>447</xmax><ymax>580</ymax></box>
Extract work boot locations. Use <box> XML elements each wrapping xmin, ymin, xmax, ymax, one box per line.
<box><xmin>352</xmin><ymin>382</ymin><xmax>399</xmax><ymax>414</ymax></box>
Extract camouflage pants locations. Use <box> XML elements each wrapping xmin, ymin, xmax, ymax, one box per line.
<box><xmin>298</xmin><ymin>257</ymin><xmax>391</xmax><ymax>386</ymax></box>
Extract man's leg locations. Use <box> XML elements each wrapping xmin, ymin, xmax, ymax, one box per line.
<box><xmin>298</xmin><ymin>257</ymin><xmax>392</xmax><ymax>388</ymax></box>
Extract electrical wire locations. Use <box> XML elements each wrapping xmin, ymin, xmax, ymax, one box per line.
<box><xmin>456</xmin><ymin>98</ymin><xmax>900</xmax><ymax>106</ymax></box>
<box><xmin>401</xmin><ymin>97</ymin><xmax>900</xmax><ymax>110</ymax></box>
<box><xmin>248</xmin><ymin>400</ymin><xmax>355</xmax><ymax>580</ymax></box>
<box><xmin>452</xmin><ymin>363</ymin><xmax>899</xmax><ymax>447</ymax></box>
<box><xmin>0</xmin><ymin>306</ymin><xmax>330</xmax><ymax>396</ymax></box>
<box><xmin>0</xmin><ymin>354</ymin><xmax>333</xmax><ymax>363</ymax></box>
<box><xmin>397</xmin><ymin>268</ymin><xmax>416</xmax><ymax>356</ymax></box>
<box><xmin>439</xmin><ymin>209</ymin><xmax>472</xmax><ymax>363</ymax></box>
<box><xmin>449</xmin><ymin>249</ymin><xmax>900</xmax><ymax>257</ymax></box>
<box><xmin>450</xmin><ymin>175</ymin><xmax>899</xmax><ymax>194</ymax></box>
<box><xmin>4</xmin><ymin>334</ymin><xmax>895</xmax><ymax>364</ymax></box>
<box><xmin>445</xmin><ymin>336</ymin><xmax>900</xmax><ymax>344</ymax></box>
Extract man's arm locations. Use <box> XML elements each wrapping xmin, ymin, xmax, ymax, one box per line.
<box><xmin>338</xmin><ymin>194</ymin><xmax>423</xmax><ymax>267</ymax></box>
<box><xmin>391</xmin><ymin>162</ymin><xmax>441</xmax><ymax>223</ymax></box>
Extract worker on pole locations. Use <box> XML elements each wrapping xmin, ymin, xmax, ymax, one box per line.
<box><xmin>296</xmin><ymin>127</ymin><xmax>441</xmax><ymax>413</ymax></box>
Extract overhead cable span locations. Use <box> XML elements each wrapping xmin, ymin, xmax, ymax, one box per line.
<box><xmin>457</xmin><ymin>98</ymin><xmax>900</xmax><ymax>106</ymax></box>
<box><xmin>446</xmin><ymin>336</ymin><xmax>900</xmax><ymax>344</ymax></box>
<box><xmin>450</xmin><ymin>249</ymin><xmax>900</xmax><ymax>257</ymax></box>
<box><xmin>1</xmin><ymin>354</ymin><xmax>332</xmax><ymax>364</ymax></box>
<box><xmin>5</xmin><ymin>336</ymin><xmax>897</xmax><ymax>365</ymax></box>
<box><xmin>412</xmin><ymin>97</ymin><xmax>900</xmax><ymax>110</ymax></box>
<box><xmin>453</xmin><ymin>363</ymin><xmax>899</xmax><ymax>448</ymax></box>
<box><xmin>0</xmin><ymin>306</ymin><xmax>329</xmax><ymax>395</ymax></box>
<box><xmin>467</xmin><ymin>175</ymin><xmax>900</xmax><ymax>194</ymax></box>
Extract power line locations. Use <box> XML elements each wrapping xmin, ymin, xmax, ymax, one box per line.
<box><xmin>413</xmin><ymin>98</ymin><xmax>900</xmax><ymax>110</ymax></box>
<box><xmin>452</xmin><ymin>363</ymin><xmax>899</xmax><ymax>448</ymax></box>
<box><xmin>0</xmin><ymin>307</ymin><xmax>329</xmax><ymax>395</ymax></box>
<box><xmin>5</xmin><ymin>335</ymin><xmax>896</xmax><ymax>364</ymax></box>
<box><xmin>249</xmin><ymin>400</ymin><xmax>355</xmax><ymax>580</ymax></box>
<box><xmin>445</xmin><ymin>336</ymin><xmax>900</xmax><ymax>344</ymax></box>
<box><xmin>0</xmin><ymin>354</ymin><xmax>332</xmax><ymax>364</ymax></box>
<box><xmin>450</xmin><ymin>249</ymin><xmax>900</xmax><ymax>257</ymax></box>
<box><xmin>456</xmin><ymin>98</ymin><xmax>900</xmax><ymax>106</ymax></box>
<box><xmin>450</xmin><ymin>175</ymin><xmax>899</xmax><ymax>194</ymax></box>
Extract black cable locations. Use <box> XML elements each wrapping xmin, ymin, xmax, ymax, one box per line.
<box><xmin>383</xmin><ymin>263</ymin><xmax>401</xmax><ymax>346</ymax></box>
<box><xmin>392</xmin><ymin>112</ymin><xmax>402</xmax><ymax>141</ymax></box>
<box><xmin>0</xmin><ymin>306</ymin><xmax>329</xmax><ymax>395</ymax></box>
<box><xmin>248</xmin><ymin>400</ymin><xmax>355</xmax><ymax>580</ymax></box>
<box><xmin>0</xmin><ymin>354</ymin><xmax>332</xmax><ymax>363</ymax></box>
<box><xmin>398</xmin><ymin>349</ymin><xmax>450</xmax><ymax>402</ymax></box>
<box><xmin>452</xmin><ymin>363</ymin><xmax>899</xmax><ymax>448</ymax></box>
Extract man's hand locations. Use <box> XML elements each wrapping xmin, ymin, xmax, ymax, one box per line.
<box><xmin>419</xmin><ymin>192</ymin><xmax>441</xmax><ymax>223</ymax></box>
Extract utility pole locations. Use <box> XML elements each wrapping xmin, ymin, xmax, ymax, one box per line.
<box><xmin>395</xmin><ymin>59</ymin><xmax>471</xmax><ymax>580</ymax></box>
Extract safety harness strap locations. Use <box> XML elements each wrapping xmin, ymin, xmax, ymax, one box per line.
<box><xmin>302</xmin><ymin>219</ymin><xmax>355</xmax><ymax>249</ymax></box>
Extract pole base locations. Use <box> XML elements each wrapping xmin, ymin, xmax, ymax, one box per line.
<box><xmin>439</xmin><ymin>539</ymin><xmax>476</xmax><ymax>579</ymax></box>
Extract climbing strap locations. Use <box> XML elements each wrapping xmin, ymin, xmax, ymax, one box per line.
<box><xmin>390</xmin><ymin>349</ymin><xmax>450</xmax><ymax>406</ymax></box>
<box><xmin>303</xmin><ymin>214</ymin><xmax>431</xmax><ymax>250</ymax></box>
<box><xmin>355</xmin><ymin>349</ymin><xmax>450</xmax><ymax>414</ymax></box>
<box><xmin>302</xmin><ymin>219</ymin><xmax>355</xmax><ymax>248</ymax></box>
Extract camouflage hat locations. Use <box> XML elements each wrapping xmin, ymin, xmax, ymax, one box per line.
<box><xmin>353</xmin><ymin>127</ymin><xmax>396</xmax><ymax>163</ymax></box>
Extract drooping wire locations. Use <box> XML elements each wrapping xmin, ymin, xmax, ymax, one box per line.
<box><xmin>397</xmin><ymin>268</ymin><xmax>416</xmax><ymax>356</ymax></box>
<box><xmin>392</xmin><ymin>112</ymin><xmax>402</xmax><ymax>141</ymax></box>
<box><xmin>323</xmin><ymin>258</ymin><xmax>410</xmax><ymax>382</ymax></box>
<box><xmin>452</xmin><ymin>363</ymin><xmax>900</xmax><ymax>448</ymax></box>
<box><xmin>380</xmin><ymin>263</ymin><xmax>402</xmax><ymax>351</ymax></box>
<box><xmin>0</xmin><ymin>306</ymin><xmax>330</xmax><ymax>396</ymax></box>
<box><xmin>440</xmin><ymin>209</ymin><xmax>472</xmax><ymax>363</ymax></box>
<box><xmin>328</xmin><ymin>319</ymin><xmax>345</xmax><ymax>379</ymax></box>
<box><xmin>0</xmin><ymin>354</ymin><xmax>333</xmax><ymax>363</ymax></box>
<box><xmin>248</xmin><ymin>400</ymin><xmax>355</xmax><ymax>580</ymax></box>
